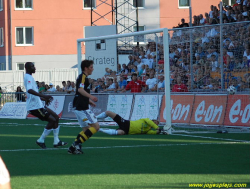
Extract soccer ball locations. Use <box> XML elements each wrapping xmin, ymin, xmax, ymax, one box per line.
<box><xmin>227</xmin><ymin>86</ymin><xmax>236</xmax><ymax>95</ymax></box>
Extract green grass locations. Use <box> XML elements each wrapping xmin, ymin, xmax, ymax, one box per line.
<box><xmin>0</xmin><ymin>119</ymin><xmax>249</xmax><ymax>189</ymax></box>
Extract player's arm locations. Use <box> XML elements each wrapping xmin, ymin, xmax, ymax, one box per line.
<box><xmin>78</xmin><ymin>87</ymin><xmax>97</xmax><ymax>102</ymax></box>
<box><xmin>89</xmin><ymin>99</ymin><xmax>96</xmax><ymax>107</ymax></box>
<box><xmin>28</xmin><ymin>89</ymin><xmax>53</xmax><ymax>106</ymax></box>
<box><xmin>144</xmin><ymin>118</ymin><xmax>159</xmax><ymax>129</ymax></box>
<box><xmin>27</xmin><ymin>89</ymin><xmax>53</xmax><ymax>101</ymax></box>
<box><xmin>0</xmin><ymin>157</ymin><xmax>11</xmax><ymax>189</ymax></box>
<box><xmin>145</xmin><ymin>130</ymin><xmax>159</xmax><ymax>135</ymax></box>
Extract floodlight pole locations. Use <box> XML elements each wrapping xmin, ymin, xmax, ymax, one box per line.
<box><xmin>136</xmin><ymin>0</ymin><xmax>139</xmax><ymax>47</ymax></box>
<box><xmin>91</xmin><ymin>0</ymin><xmax>93</xmax><ymax>26</ymax></box>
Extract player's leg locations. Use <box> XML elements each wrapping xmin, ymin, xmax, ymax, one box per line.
<box><xmin>105</xmin><ymin>111</ymin><xmax>117</xmax><ymax>119</ymax></box>
<box><xmin>29</xmin><ymin>108</ymin><xmax>53</xmax><ymax>149</ymax></box>
<box><xmin>74</xmin><ymin>122</ymin><xmax>100</xmax><ymax>147</ymax></box>
<box><xmin>117</xmin><ymin>129</ymin><xmax>126</xmax><ymax>135</ymax></box>
<box><xmin>68</xmin><ymin>110</ymin><xmax>99</xmax><ymax>154</ymax></box>
<box><xmin>68</xmin><ymin>110</ymin><xmax>89</xmax><ymax>154</ymax></box>
<box><xmin>99</xmin><ymin>128</ymin><xmax>125</xmax><ymax>135</ymax></box>
<box><xmin>46</xmin><ymin>108</ymin><xmax>59</xmax><ymax>129</ymax></box>
<box><xmin>45</xmin><ymin>108</ymin><xmax>68</xmax><ymax>148</ymax></box>
<box><xmin>96</xmin><ymin>110</ymin><xmax>117</xmax><ymax>119</ymax></box>
<box><xmin>99</xmin><ymin>114</ymin><xmax>129</xmax><ymax>135</ymax></box>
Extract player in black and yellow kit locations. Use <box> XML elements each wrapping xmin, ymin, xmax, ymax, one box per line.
<box><xmin>68</xmin><ymin>60</ymin><xmax>99</xmax><ymax>154</ymax></box>
<box><xmin>96</xmin><ymin>111</ymin><xmax>165</xmax><ymax>135</ymax></box>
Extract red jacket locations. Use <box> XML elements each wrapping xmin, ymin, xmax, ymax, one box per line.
<box><xmin>125</xmin><ymin>80</ymin><xmax>146</xmax><ymax>93</ymax></box>
<box><xmin>172</xmin><ymin>84</ymin><xmax>188</xmax><ymax>92</ymax></box>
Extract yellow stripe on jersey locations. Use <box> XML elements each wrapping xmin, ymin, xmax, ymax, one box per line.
<box><xmin>129</xmin><ymin>118</ymin><xmax>159</xmax><ymax>135</ymax></box>
<box><xmin>81</xmin><ymin>74</ymin><xmax>86</xmax><ymax>88</ymax></box>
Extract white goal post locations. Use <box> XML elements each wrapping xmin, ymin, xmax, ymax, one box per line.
<box><xmin>76</xmin><ymin>28</ymin><xmax>172</xmax><ymax>133</ymax></box>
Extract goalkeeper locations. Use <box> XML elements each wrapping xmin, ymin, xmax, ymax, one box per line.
<box><xmin>96</xmin><ymin>111</ymin><xmax>165</xmax><ymax>135</ymax></box>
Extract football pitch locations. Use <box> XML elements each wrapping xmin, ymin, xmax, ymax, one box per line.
<box><xmin>0</xmin><ymin>119</ymin><xmax>249</xmax><ymax>189</ymax></box>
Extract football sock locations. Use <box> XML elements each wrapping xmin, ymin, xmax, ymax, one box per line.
<box><xmin>75</xmin><ymin>127</ymin><xmax>97</xmax><ymax>144</ymax></box>
<box><xmin>37</xmin><ymin>129</ymin><xmax>52</xmax><ymax>143</ymax></box>
<box><xmin>96</xmin><ymin>112</ymin><xmax>108</xmax><ymax>119</ymax></box>
<box><xmin>99</xmin><ymin>128</ymin><xmax>118</xmax><ymax>135</ymax></box>
<box><xmin>53</xmin><ymin>126</ymin><xmax>60</xmax><ymax>144</ymax></box>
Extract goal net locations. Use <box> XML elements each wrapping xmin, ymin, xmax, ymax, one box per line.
<box><xmin>77</xmin><ymin>23</ymin><xmax>250</xmax><ymax>134</ymax></box>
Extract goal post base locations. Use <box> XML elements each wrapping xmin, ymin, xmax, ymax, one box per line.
<box><xmin>163</xmin><ymin>125</ymin><xmax>173</xmax><ymax>135</ymax></box>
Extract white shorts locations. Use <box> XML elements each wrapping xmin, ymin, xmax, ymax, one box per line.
<box><xmin>73</xmin><ymin>109</ymin><xmax>98</xmax><ymax>128</ymax></box>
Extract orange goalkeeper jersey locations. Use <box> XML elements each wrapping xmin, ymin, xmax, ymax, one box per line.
<box><xmin>129</xmin><ymin>118</ymin><xmax>159</xmax><ymax>135</ymax></box>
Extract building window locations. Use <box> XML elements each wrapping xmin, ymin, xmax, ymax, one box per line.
<box><xmin>133</xmin><ymin>26</ymin><xmax>145</xmax><ymax>43</ymax></box>
<box><xmin>0</xmin><ymin>63</ymin><xmax>4</xmax><ymax>70</ymax></box>
<box><xmin>133</xmin><ymin>25</ymin><xmax>145</xmax><ymax>32</ymax></box>
<box><xmin>132</xmin><ymin>0</ymin><xmax>144</xmax><ymax>8</ymax></box>
<box><xmin>0</xmin><ymin>28</ymin><xmax>3</xmax><ymax>47</ymax></box>
<box><xmin>17</xmin><ymin>63</ymin><xmax>25</xmax><ymax>70</ymax></box>
<box><xmin>16</xmin><ymin>27</ymin><xmax>33</xmax><ymax>45</ymax></box>
<box><xmin>84</xmin><ymin>0</ymin><xmax>96</xmax><ymax>8</ymax></box>
<box><xmin>15</xmin><ymin>0</ymin><xmax>33</xmax><ymax>9</ymax></box>
<box><xmin>0</xmin><ymin>0</ymin><xmax>3</xmax><ymax>11</ymax></box>
<box><xmin>222</xmin><ymin>0</ymin><xmax>235</xmax><ymax>6</ymax></box>
<box><xmin>179</xmin><ymin>0</ymin><xmax>190</xmax><ymax>7</ymax></box>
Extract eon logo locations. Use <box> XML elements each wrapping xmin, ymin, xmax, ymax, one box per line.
<box><xmin>195</xmin><ymin>101</ymin><xmax>223</xmax><ymax>123</ymax></box>
<box><xmin>170</xmin><ymin>100</ymin><xmax>190</xmax><ymax>121</ymax></box>
<box><xmin>229</xmin><ymin>99</ymin><xmax>250</xmax><ymax>124</ymax></box>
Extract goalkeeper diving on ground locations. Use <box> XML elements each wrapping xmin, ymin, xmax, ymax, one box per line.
<box><xmin>96</xmin><ymin>111</ymin><xmax>167</xmax><ymax>135</ymax></box>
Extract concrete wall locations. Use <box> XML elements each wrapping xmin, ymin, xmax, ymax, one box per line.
<box><xmin>11</xmin><ymin>54</ymin><xmax>77</xmax><ymax>70</ymax></box>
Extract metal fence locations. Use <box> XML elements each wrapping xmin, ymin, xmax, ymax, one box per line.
<box><xmin>168</xmin><ymin>21</ymin><xmax>250</xmax><ymax>91</ymax></box>
<box><xmin>0</xmin><ymin>92</ymin><xmax>26</xmax><ymax>108</ymax></box>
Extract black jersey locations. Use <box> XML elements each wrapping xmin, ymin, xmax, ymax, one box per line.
<box><xmin>73</xmin><ymin>72</ymin><xmax>90</xmax><ymax>110</ymax></box>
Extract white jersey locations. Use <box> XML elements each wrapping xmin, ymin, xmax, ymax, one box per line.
<box><xmin>146</xmin><ymin>78</ymin><xmax>158</xmax><ymax>89</ymax></box>
<box><xmin>24</xmin><ymin>74</ymin><xmax>43</xmax><ymax>110</ymax></box>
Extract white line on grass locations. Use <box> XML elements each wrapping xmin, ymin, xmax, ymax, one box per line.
<box><xmin>1</xmin><ymin>122</ymin><xmax>249</xmax><ymax>143</ymax></box>
<box><xmin>172</xmin><ymin>134</ymin><xmax>250</xmax><ymax>143</ymax></box>
<box><xmin>0</xmin><ymin>122</ymin><xmax>117</xmax><ymax>127</ymax></box>
<box><xmin>0</xmin><ymin>142</ymin><xmax>249</xmax><ymax>152</ymax></box>
<box><xmin>0</xmin><ymin>123</ymin><xmax>80</xmax><ymax>127</ymax></box>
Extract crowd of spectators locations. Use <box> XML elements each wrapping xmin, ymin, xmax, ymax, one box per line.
<box><xmin>168</xmin><ymin>3</ymin><xmax>250</xmax><ymax>91</ymax></box>
<box><xmin>92</xmin><ymin>2</ymin><xmax>250</xmax><ymax>93</ymax></box>
<box><xmin>1</xmin><ymin>2</ymin><xmax>250</xmax><ymax>98</ymax></box>
<box><xmin>88</xmin><ymin>2</ymin><xmax>250</xmax><ymax>93</ymax></box>
<box><xmin>34</xmin><ymin>80</ymin><xmax>77</xmax><ymax>94</ymax></box>
<box><xmin>176</xmin><ymin>1</ymin><xmax>250</xmax><ymax>27</ymax></box>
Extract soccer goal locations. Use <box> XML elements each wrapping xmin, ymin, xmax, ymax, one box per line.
<box><xmin>77</xmin><ymin>24</ymin><xmax>250</xmax><ymax>134</ymax></box>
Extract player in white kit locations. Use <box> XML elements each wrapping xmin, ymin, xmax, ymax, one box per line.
<box><xmin>24</xmin><ymin>62</ymin><xmax>67</xmax><ymax>149</ymax></box>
